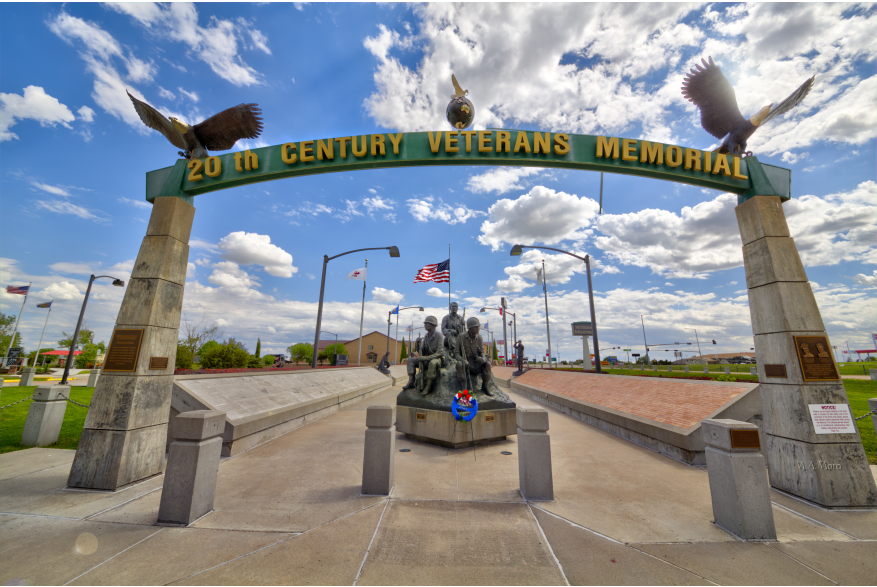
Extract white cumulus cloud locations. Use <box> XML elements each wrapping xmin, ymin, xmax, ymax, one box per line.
<box><xmin>426</xmin><ymin>287</ymin><xmax>445</xmax><ymax>297</ymax></box>
<box><xmin>467</xmin><ymin>168</ymin><xmax>543</xmax><ymax>195</ymax></box>
<box><xmin>407</xmin><ymin>196</ymin><xmax>485</xmax><ymax>225</ymax></box>
<box><xmin>1</xmin><ymin>86</ymin><xmax>75</xmax><ymax>142</ymax></box>
<box><xmin>217</xmin><ymin>232</ymin><xmax>297</xmax><ymax>278</ymax></box>
<box><xmin>372</xmin><ymin>287</ymin><xmax>404</xmax><ymax>304</ymax></box>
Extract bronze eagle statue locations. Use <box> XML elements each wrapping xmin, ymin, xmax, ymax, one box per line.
<box><xmin>682</xmin><ymin>57</ymin><xmax>815</xmax><ymax>157</ymax></box>
<box><xmin>127</xmin><ymin>91</ymin><xmax>263</xmax><ymax>159</ymax></box>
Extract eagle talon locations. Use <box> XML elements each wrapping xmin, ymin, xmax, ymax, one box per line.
<box><xmin>742</xmin><ymin>151</ymin><xmax>754</xmax><ymax>158</ymax></box>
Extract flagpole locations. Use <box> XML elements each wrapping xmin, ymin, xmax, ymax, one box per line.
<box><xmin>542</xmin><ymin>260</ymin><xmax>552</xmax><ymax>369</ymax></box>
<box><xmin>358</xmin><ymin>259</ymin><xmax>367</xmax><ymax>366</ymax></box>
<box><xmin>448</xmin><ymin>244</ymin><xmax>451</xmax><ymax>316</ymax></box>
<box><xmin>32</xmin><ymin>301</ymin><xmax>52</xmax><ymax>368</ymax></box>
<box><xmin>2</xmin><ymin>282</ymin><xmax>31</xmax><ymax>368</ymax></box>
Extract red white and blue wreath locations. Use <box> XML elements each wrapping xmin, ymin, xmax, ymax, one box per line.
<box><xmin>452</xmin><ymin>390</ymin><xmax>478</xmax><ymax>422</ymax></box>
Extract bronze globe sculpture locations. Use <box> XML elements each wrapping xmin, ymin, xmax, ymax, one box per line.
<box><xmin>446</xmin><ymin>75</ymin><xmax>474</xmax><ymax>130</ymax></box>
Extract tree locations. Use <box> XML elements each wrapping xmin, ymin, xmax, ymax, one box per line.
<box><xmin>317</xmin><ymin>350</ymin><xmax>329</xmax><ymax>366</ymax></box>
<box><xmin>400</xmin><ymin>341</ymin><xmax>408</xmax><ymax>361</ymax></box>
<box><xmin>58</xmin><ymin>329</ymin><xmax>94</xmax><ymax>349</ymax></box>
<box><xmin>255</xmin><ymin>338</ymin><xmax>261</xmax><ymax>358</ymax></box>
<box><xmin>200</xmin><ymin>338</ymin><xmax>250</xmax><ymax>369</ymax></box>
<box><xmin>323</xmin><ymin>343</ymin><xmax>348</xmax><ymax>366</ymax></box>
<box><xmin>176</xmin><ymin>342</ymin><xmax>195</xmax><ymax>370</ymax></box>
<box><xmin>262</xmin><ymin>354</ymin><xmax>276</xmax><ymax>366</ymax></box>
<box><xmin>199</xmin><ymin>340</ymin><xmax>220</xmax><ymax>356</ymax></box>
<box><xmin>76</xmin><ymin>341</ymin><xmax>107</xmax><ymax>368</ymax></box>
<box><xmin>287</xmin><ymin>343</ymin><xmax>313</xmax><ymax>364</ymax></box>
<box><xmin>1</xmin><ymin>312</ymin><xmax>22</xmax><ymax>358</ymax></box>
<box><xmin>179</xmin><ymin>312</ymin><xmax>224</xmax><ymax>358</ymax></box>
<box><xmin>492</xmin><ymin>340</ymin><xmax>499</xmax><ymax>361</ymax></box>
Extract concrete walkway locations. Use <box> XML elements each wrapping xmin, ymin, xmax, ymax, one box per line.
<box><xmin>2</xmin><ymin>384</ymin><xmax>876</xmax><ymax>585</ymax></box>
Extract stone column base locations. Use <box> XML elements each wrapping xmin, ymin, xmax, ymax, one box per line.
<box><xmin>765</xmin><ymin>435</ymin><xmax>877</xmax><ymax>507</ymax></box>
<box><xmin>67</xmin><ymin>424</ymin><xmax>167</xmax><ymax>490</ymax></box>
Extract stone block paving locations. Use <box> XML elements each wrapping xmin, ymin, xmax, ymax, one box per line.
<box><xmin>2</xmin><ymin>384</ymin><xmax>876</xmax><ymax>585</ymax></box>
<box><xmin>516</xmin><ymin>369</ymin><xmax>748</xmax><ymax>429</ymax></box>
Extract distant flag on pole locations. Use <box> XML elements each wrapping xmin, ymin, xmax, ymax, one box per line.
<box><xmin>346</xmin><ymin>268</ymin><xmax>367</xmax><ymax>281</ymax></box>
<box><xmin>391</xmin><ymin>306</ymin><xmax>399</xmax><ymax>315</ymax></box>
<box><xmin>535</xmin><ymin>267</ymin><xmax>543</xmax><ymax>285</ymax></box>
<box><xmin>37</xmin><ymin>301</ymin><xmax>52</xmax><ymax>308</ymax></box>
<box><xmin>6</xmin><ymin>285</ymin><xmax>29</xmax><ymax>295</ymax></box>
<box><xmin>414</xmin><ymin>259</ymin><xmax>450</xmax><ymax>283</ymax></box>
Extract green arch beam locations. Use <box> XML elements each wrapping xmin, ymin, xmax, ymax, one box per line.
<box><xmin>146</xmin><ymin>131</ymin><xmax>791</xmax><ymax>205</ymax></box>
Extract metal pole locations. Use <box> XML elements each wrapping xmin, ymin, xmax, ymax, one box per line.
<box><xmin>542</xmin><ymin>260</ymin><xmax>552</xmax><ymax>369</ymax></box>
<box><xmin>584</xmin><ymin>256</ymin><xmax>601</xmax><ymax>373</ymax></box>
<box><xmin>501</xmin><ymin>300</ymin><xmax>508</xmax><ymax>365</ymax></box>
<box><xmin>312</xmin><ymin>255</ymin><xmax>329</xmax><ymax>368</ymax></box>
<box><xmin>357</xmin><ymin>259</ymin><xmax>367</xmax><ymax>366</ymax></box>
<box><xmin>61</xmin><ymin>275</ymin><xmax>95</xmax><ymax>385</ymax></box>
<box><xmin>448</xmin><ymin>244</ymin><xmax>451</xmax><ymax>317</ymax></box>
<box><xmin>693</xmin><ymin>328</ymin><xmax>704</xmax><ymax>365</ymax></box>
<box><xmin>33</xmin><ymin>302</ymin><xmax>53</xmax><ymax>369</ymax></box>
<box><xmin>2</xmin><ymin>282</ymin><xmax>31</xmax><ymax>368</ymax></box>
<box><xmin>394</xmin><ymin>319</ymin><xmax>399</xmax><ymax>365</ymax></box>
<box><xmin>641</xmin><ymin>314</ymin><xmax>649</xmax><ymax>365</ymax></box>
<box><xmin>386</xmin><ymin>311</ymin><xmax>392</xmax><ymax>358</ymax></box>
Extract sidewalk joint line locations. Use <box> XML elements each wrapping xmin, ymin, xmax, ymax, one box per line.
<box><xmin>1</xmin><ymin>461</ymin><xmax>73</xmax><ymax>481</ymax></box>
<box><xmin>84</xmin><ymin>486</ymin><xmax>163</xmax><ymax>520</ymax></box>
<box><xmin>624</xmin><ymin>544</ymin><xmax>718</xmax><ymax>585</ymax></box>
<box><xmin>529</xmin><ymin>504</ymin><xmax>625</xmax><ymax>545</ymax></box>
<box><xmin>764</xmin><ymin>542</ymin><xmax>839</xmax><ymax>585</ymax></box>
<box><xmin>525</xmin><ymin>502</ymin><xmax>570</xmax><ymax>586</ymax></box>
<box><xmin>353</xmin><ymin>498</ymin><xmax>390</xmax><ymax>586</ymax></box>
<box><xmin>1</xmin><ymin>511</ymin><xmax>82</xmax><ymax>521</ymax></box>
<box><xmin>62</xmin><ymin>527</ymin><xmax>166</xmax><ymax>586</ymax></box>
<box><xmin>769</xmin><ymin>501</ymin><xmax>859</xmax><ymax>540</ymax></box>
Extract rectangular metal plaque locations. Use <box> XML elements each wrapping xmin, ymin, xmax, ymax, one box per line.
<box><xmin>416</xmin><ymin>412</ymin><xmax>426</xmax><ymax>421</ymax></box>
<box><xmin>764</xmin><ymin>364</ymin><xmax>787</xmax><ymax>378</ymax></box>
<box><xmin>793</xmin><ymin>335</ymin><xmax>840</xmax><ymax>381</ymax></box>
<box><xmin>103</xmin><ymin>329</ymin><xmax>144</xmax><ymax>372</ymax></box>
<box><xmin>730</xmin><ymin>429</ymin><xmax>761</xmax><ymax>449</ymax></box>
<box><xmin>149</xmin><ymin>356</ymin><xmax>169</xmax><ymax>370</ymax></box>
<box><xmin>485</xmin><ymin>414</ymin><xmax>495</xmax><ymax>422</ymax></box>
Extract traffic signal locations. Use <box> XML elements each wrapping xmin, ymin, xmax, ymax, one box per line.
<box><xmin>712</xmin><ymin>340</ymin><xmax>717</xmax><ymax>344</ymax></box>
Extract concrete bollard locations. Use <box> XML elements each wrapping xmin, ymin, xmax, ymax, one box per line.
<box><xmin>22</xmin><ymin>386</ymin><xmax>70</xmax><ymax>447</ymax></box>
<box><xmin>870</xmin><ymin>369</ymin><xmax>876</xmax><ymax>381</ymax></box>
<box><xmin>750</xmin><ymin>367</ymin><xmax>757</xmax><ymax>376</ymax></box>
<box><xmin>870</xmin><ymin>399</ymin><xmax>877</xmax><ymax>437</ymax></box>
<box><xmin>86</xmin><ymin>369</ymin><xmax>100</xmax><ymax>387</ymax></box>
<box><xmin>685</xmin><ymin>365</ymin><xmax>690</xmax><ymax>373</ymax></box>
<box><xmin>724</xmin><ymin>366</ymin><xmax>731</xmax><ymax>375</ymax></box>
<box><xmin>517</xmin><ymin>407</ymin><xmax>553</xmax><ymax>501</ymax></box>
<box><xmin>158</xmin><ymin>410</ymin><xmax>226</xmax><ymax>525</ymax></box>
<box><xmin>18</xmin><ymin>367</ymin><xmax>36</xmax><ymax>387</ymax></box>
<box><xmin>701</xmin><ymin>419</ymin><xmax>776</xmax><ymax>541</ymax></box>
<box><xmin>362</xmin><ymin>404</ymin><xmax>395</xmax><ymax>496</ymax></box>
<box><xmin>652</xmin><ymin>365</ymin><xmax>657</xmax><ymax>371</ymax></box>
<box><xmin>667</xmin><ymin>365</ymin><xmax>672</xmax><ymax>372</ymax></box>
<box><xmin>703</xmin><ymin>365</ymin><xmax>709</xmax><ymax>374</ymax></box>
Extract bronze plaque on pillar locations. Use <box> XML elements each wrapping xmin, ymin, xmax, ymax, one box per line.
<box><xmin>149</xmin><ymin>357</ymin><xmax>169</xmax><ymax>370</ymax></box>
<box><xmin>103</xmin><ymin>329</ymin><xmax>144</xmax><ymax>372</ymax></box>
<box><xmin>730</xmin><ymin>429</ymin><xmax>761</xmax><ymax>449</ymax></box>
<box><xmin>793</xmin><ymin>335</ymin><xmax>840</xmax><ymax>381</ymax></box>
<box><xmin>764</xmin><ymin>364</ymin><xmax>787</xmax><ymax>378</ymax></box>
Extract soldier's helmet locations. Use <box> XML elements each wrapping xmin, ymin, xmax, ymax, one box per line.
<box><xmin>424</xmin><ymin>315</ymin><xmax>439</xmax><ymax>326</ymax></box>
<box><xmin>466</xmin><ymin>316</ymin><xmax>480</xmax><ymax>329</ymax></box>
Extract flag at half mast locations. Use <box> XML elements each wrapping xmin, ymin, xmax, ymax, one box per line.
<box><xmin>346</xmin><ymin>268</ymin><xmax>367</xmax><ymax>281</ymax></box>
<box><xmin>6</xmin><ymin>285</ymin><xmax>29</xmax><ymax>295</ymax></box>
<box><xmin>414</xmin><ymin>259</ymin><xmax>450</xmax><ymax>283</ymax></box>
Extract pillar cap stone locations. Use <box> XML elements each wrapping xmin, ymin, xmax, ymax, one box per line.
<box><xmin>366</xmin><ymin>404</ymin><xmax>395</xmax><ymax>428</ymax></box>
<box><xmin>33</xmin><ymin>386</ymin><xmax>70</xmax><ymax>402</ymax></box>
<box><xmin>701</xmin><ymin>419</ymin><xmax>761</xmax><ymax>452</ymax></box>
<box><xmin>173</xmin><ymin>410</ymin><xmax>226</xmax><ymax>441</ymax></box>
<box><xmin>517</xmin><ymin>407</ymin><xmax>549</xmax><ymax>432</ymax></box>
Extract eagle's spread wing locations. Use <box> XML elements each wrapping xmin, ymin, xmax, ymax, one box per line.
<box><xmin>681</xmin><ymin>57</ymin><xmax>745</xmax><ymax>140</ymax></box>
<box><xmin>127</xmin><ymin>91</ymin><xmax>187</xmax><ymax>150</ymax></box>
<box><xmin>451</xmin><ymin>74</ymin><xmax>466</xmax><ymax>97</ymax></box>
<box><xmin>193</xmin><ymin>104</ymin><xmax>263</xmax><ymax>151</ymax></box>
<box><xmin>761</xmin><ymin>75</ymin><xmax>815</xmax><ymax>126</ymax></box>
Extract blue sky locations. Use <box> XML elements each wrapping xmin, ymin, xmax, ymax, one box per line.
<box><xmin>2</xmin><ymin>3</ymin><xmax>875</xmax><ymax>363</ymax></box>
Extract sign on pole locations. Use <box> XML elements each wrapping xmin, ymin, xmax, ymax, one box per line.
<box><xmin>571</xmin><ymin>322</ymin><xmax>593</xmax><ymax>337</ymax></box>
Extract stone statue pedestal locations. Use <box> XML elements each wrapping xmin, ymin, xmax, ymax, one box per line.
<box><xmin>395</xmin><ymin>356</ymin><xmax>516</xmax><ymax>448</ymax></box>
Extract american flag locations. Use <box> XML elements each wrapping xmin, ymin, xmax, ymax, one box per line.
<box><xmin>6</xmin><ymin>285</ymin><xmax>29</xmax><ymax>295</ymax></box>
<box><xmin>414</xmin><ymin>259</ymin><xmax>450</xmax><ymax>283</ymax></box>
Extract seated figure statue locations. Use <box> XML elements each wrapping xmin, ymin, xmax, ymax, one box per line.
<box><xmin>402</xmin><ymin>315</ymin><xmax>444</xmax><ymax>395</ymax></box>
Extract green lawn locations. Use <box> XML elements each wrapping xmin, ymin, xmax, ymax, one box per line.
<box><xmin>837</xmin><ymin>362</ymin><xmax>876</xmax><ymax>376</ymax></box>
<box><xmin>845</xmin><ymin>379</ymin><xmax>877</xmax><ymax>465</ymax></box>
<box><xmin>0</xmin><ymin>386</ymin><xmax>95</xmax><ymax>454</ymax></box>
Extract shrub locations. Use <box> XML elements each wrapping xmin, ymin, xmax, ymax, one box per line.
<box><xmin>200</xmin><ymin>338</ymin><xmax>250</xmax><ymax>369</ymax></box>
<box><xmin>323</xmin><ymin>343</ymin><xmax>348</xmax><ymax>366</ymax></box>
<box><xmin>288</xmin><ymin>343</ymin><xmax>313</xmax><ymax>364</ymax></box>
<box><xmin>176</xmin><ymin>342</ymin><xmax>195</xmax><ymax>370</ymax></box>
<box><xmin>262</xmin><ymin>354</ymin><xmax>276</xmax><ymax>366</ymax></box>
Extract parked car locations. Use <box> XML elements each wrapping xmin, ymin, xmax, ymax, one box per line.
<box><xmin>728</xmin><ymin>356</ymin><xmax>753</xmax><ymax>364</ymax></box>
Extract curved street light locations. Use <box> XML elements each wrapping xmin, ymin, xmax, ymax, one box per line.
<box><xmin>311</xmin><ymin>246</ymin><xmax>400</xmax><ymax>368</ymax></box>
<box><xmin>510</xmin><ymin>244</ymin><xmax>602</xmax><ymax>373</ymax></box>
<box><xmin>480</xmin><ymin>305</ymin><xmax>510</xmax><ymax>364</ymax></box>
<box><xmin>387</xmin><ymin>306</ymin><xmax>424</xmax><ymax>364</ymax></box>
<box><xmin>60</xmin><ymin>274</ymin><xmax>126</xmax><ymax>385</ymax></box>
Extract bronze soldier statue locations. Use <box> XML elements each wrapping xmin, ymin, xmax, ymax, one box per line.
<box><xmin>514</xmin><ymin>340</ymin><xmax>525</xmax><ymax>373</ymax></box>
<box><xmin>442</xmin><ymin>302</ymin><xmax>466</xmax><ymax>380</ymax></box>
<box><xmin>460</xmin><ymin>316</ymin><xmax>494</xmax><ymax>396</ymax></box>
<box><xmin>403</xmin><ymin>316</ymin><xmax>444</xmax><ymax>395</ymax></box>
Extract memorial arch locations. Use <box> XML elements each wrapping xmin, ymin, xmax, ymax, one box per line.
<box><xmin>67</xmin><ymin>130</ymin><xmax>876</xmax><ymax>509</ymax></box>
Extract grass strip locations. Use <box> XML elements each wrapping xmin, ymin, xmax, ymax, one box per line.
<box><xmin>1</xmin><ymin>386</ymin><xmax>95</xmax><ymax>454</ymax></box>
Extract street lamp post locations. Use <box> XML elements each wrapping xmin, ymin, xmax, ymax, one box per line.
<box><xmin>387</xmin><ymin>306</ymin><xmax>424</xmax><ymax>364</ymax></box>
<box><xmin>640</xmin><ymin>314</ymin><xmax>651</xmax><ymax>365</ymax></box>
<box><xmin>511</xmin><ymin>244</ymin><xmax>603</xmax><ymax>373</ymax></box>
<box><xmin>312</xmin><ymin>246</ymin><xmax>400</xmax><ymax>368</ymax></box>
<box><xmin>60</xmin><ymin>274</ymin><xmax>125</xmax><ymax>385</ymax></box>
<box><xmin>689</xmin><ymin>328</ymin><xmax>704</xmax><ymax>365</ymax></box>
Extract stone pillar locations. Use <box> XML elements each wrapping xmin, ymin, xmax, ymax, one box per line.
<box><xmin>685</xmin><ymin>365</ymin><xmax>690</xmax><ymax>373</ymax></box>
<box><xmin>703</xmin><ymin>365</ymin><xmax>709</xmax><ymax>374</ymax></box>
<box><xmin>750</xmin><ymin>367</ymin><xmax>757</xmax><ymax>376</ymax></box>
<box><xmin>870</xmin><ymin>399</ymin><xmax>877</xmax><ymax>437</ymax></box>
<box><xmin>582</xmin><ymin>337</ymin><xmax>592</xmax><ymax>370</ymax></box>
<box><xmin>736</xmin><ymin>196</ymin><xmax>876</xmax><ymax>507</ymax></box>
<box><xmin>87</xmin><ymin>369</ymin><xmax>100</xmax><ymax>387</ymax></box>
<box><xmin>68</xmin><ymin>197</ymin><xmax>195</xmax><ymax>490</ymax></box>
<box><xmin>158</xmin><ymin>410</ymin><xmax>225</xmax><ymax>525</ymax></box>
<box><xmin>724</xmin><ymin>366</ymin><xmax>731</xmax><ymax>375</ymax></box>
<box><xmin>18</xmin><ymin>367</ymin><xmax>36</xmax><ymax>386</ymax></box>
<box><xmin>869</xmin><ymin>369</ymin><xmax>876</xmax><ymax>381</ymax></box>
<box><xmin>517</xmin><ymin>407</ymin><xmax>553</xmax><ymax>501</ymax></box>
<box><xmin>702</xmin><ymin>419</ymin><xmax>776</xmax><ymax>541</ymax></box>
<box><xmin>22</xmin><ymin>386</ymin><xmax>69</xmax><ymax>447</ymax></box>
<box><xmin>362</xmin><ymin>404</ymin><xmax>395</xmax><ymax>496</ymax></box>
